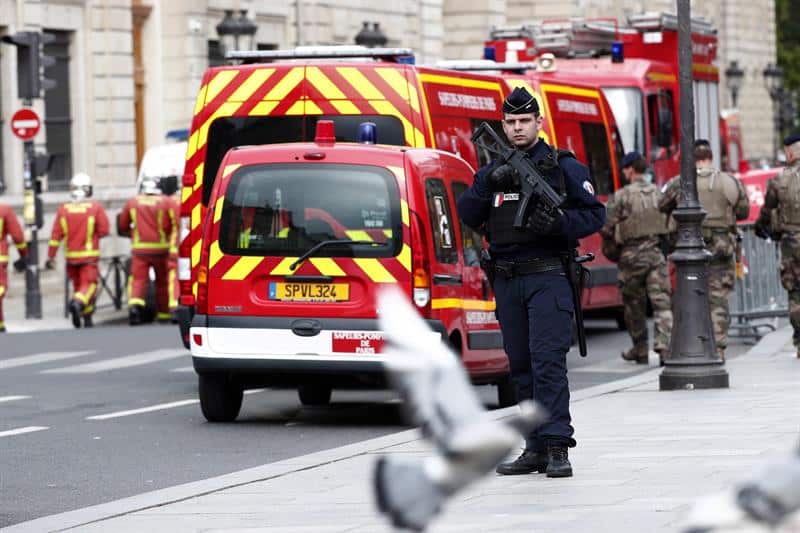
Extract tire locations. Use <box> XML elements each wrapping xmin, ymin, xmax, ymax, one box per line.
<box><xmin>199</xmin><ymin>373</ymin><xmax>243</xmax><ymax>422</ymax></box>
<box><xmin>298</xmin><ymin>385</ymin><xmax>332</xmax><ymax>406</ymax></box>
<box><xmin>496</xmin><ymin>376</ymin><xmax>517</xmax><ymax>408</ymax></box>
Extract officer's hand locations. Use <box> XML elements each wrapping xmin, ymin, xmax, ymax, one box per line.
<box><xmin>527</xmin><ymin>208</ymin><xmax>562</xmax><ymax>235</ymax></box>
<box><xmin>488</xmin><ymin>164</ymin><xmax>517</xmax><ymax>191</ymax></box>
<box><xmin>12</xmin><ymin>258</ymin><xmax>26</xmax><ymax>273</ymax></box>
<box><xmin>44</xmin><ymin>259</ymin><xmax>56</xmax><ymax>270</ymax></box>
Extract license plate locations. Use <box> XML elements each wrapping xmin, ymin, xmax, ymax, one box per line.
<box><xmin>268</xmin><ymin>282</ymin><xmax>349</xmax><ymax>302</ymax></box>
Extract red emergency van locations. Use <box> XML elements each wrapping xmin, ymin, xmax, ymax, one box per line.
<box><xmin>191</xmin><ymin>121</ymin><xmax>512</xmax><ymax>421</ymax></box>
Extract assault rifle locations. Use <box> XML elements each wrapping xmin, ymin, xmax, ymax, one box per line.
<box><xmin>471</xmin><ymin>122</ymin><xmax>565</xmax><ymax>229</ymax></box>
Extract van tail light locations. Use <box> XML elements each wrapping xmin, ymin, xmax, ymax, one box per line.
<box><xmin>409</xmin><ymin>211</ymin><xmax>431</xmax><ymax>316</ymax></box>
<box><xmin>196</xmin><ymin>263</ymin><xmax>209</xmax><ymax>314</ymax></box>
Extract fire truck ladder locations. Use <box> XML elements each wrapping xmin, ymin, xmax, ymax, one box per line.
<box><xmin>627</xmin><ymin>12</ymin><xmax>716</xmax><ymax>36</ymax></box>
<box><xmin>226</xmin><ymin>46</ymin><xmax>415</xmax><ymax>64</ymax></box>
<box><xmin>534</xmin><ymin>19</ymin><xmax>619</xmax><ymax>58</ymax></box>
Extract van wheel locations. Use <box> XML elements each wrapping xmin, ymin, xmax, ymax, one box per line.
<box><xmin>497</xmin><ymin>376</ymin><xmax>517</xmax><ymax>408</ymax></box>
<box><xmin>199</xmin><ymin>373</ymin><xmax>243</xmax><ymax>422</ymax></box>
<box><xmin>298</xmin><ymin>385</ymin><xmax>332</xmax><ymax>406</ymax></box>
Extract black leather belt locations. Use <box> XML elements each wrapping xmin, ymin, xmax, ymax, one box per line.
<box><xmin>494</xmin><ymin>257</ymin><xmax>564</xmax><ymax>277</ymax></box>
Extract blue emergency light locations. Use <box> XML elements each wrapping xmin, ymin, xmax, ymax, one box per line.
<box><xmin>483</xmin><ymin>46</ymin><xmax>496</xmax><ymax>61</ymax></box>
<box><xmin>358</xmin><ymin>122</ymin><xmax>377</xmax><ymax>144</ymax></box>
<box><xmin>611</xmin><ymin>41</ymin><xmax>624</xmax><ymax>63</ymax></box>
<box><xmin>396</xmin><ymin>55</ymin><xmax>415</xmax><ymax>65</ymax></box>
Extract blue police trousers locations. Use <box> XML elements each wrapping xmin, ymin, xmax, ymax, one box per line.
<box><xmin>494</xmin><ymin>270</ymin><xmax>576</xmax><ymax>449</ymax></box>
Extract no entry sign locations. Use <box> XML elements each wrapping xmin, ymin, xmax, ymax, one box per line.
<box><xmin>10</xmin><ymin>108</ymin><xmax>41</xmax><ymax>140</ymax></box>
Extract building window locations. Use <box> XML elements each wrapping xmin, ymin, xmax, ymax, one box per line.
<box><xmin>43</xmin><ymin>30</ymin><xmax>73</xmax><ymax>191</ymax></box>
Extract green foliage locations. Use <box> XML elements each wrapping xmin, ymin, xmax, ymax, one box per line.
<box><xmin>777</xmin><ymin>0</ymin><xmax>800</xmax><ymax>90</ymax></box>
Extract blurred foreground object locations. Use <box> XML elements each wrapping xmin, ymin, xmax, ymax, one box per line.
<box><xmin>374</xmin><ymin>286</ymin><xmax>545</xmax><ymax>531</ymax></box>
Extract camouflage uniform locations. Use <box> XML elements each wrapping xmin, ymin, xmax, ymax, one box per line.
<box><xmin>755</xmin><ymin>160</ymin><xmax>800</xmax><ymax>354</ymax></box>
<box><xmin>604</xmin><ymin>177</ymin><xmax>673</xmax><ymax>361</ymax></box>
<box><xmin>660</xmin><ymin>168</ymin><xmax>749</xmax><ymax>356</ymax></box>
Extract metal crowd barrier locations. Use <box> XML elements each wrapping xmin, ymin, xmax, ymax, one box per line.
<box><xmin>63</xmin><ymin>255</ymin><xmax>129</xmax><ymax>317</ymax></box>
<box><xmin>728</xmin><ymin>225</ymin><xmax>788</xmax><ymax>340</ymax></box>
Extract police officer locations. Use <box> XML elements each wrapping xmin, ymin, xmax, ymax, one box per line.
<box><xmin>0</xmin><ymin>203</ymin><xmax>27</xmax><ymax>332</ymax></box>
<box><xmin>660</xmin><ymin>140</ymin><xmax>749</xmax><ymax>360</ymax></box>
<box><xmin>755</xmin><ymin>133</ymin><xmax>800</xmax><ymax>358</ymax></box>
<box><xmin>603</xmin><ymin>152</ymin><xmax>672</xmax><ymax>364</ymax></box>
<box><xmin>457</xmin><ymin>87</ymin><xmax>605</xmax><ymax>478</ymax></box>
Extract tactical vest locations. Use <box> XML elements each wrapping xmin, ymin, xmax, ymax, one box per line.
<box><xmin>487</xmin><ymin>147</ymin><xmax>570</xmax><ymax>246</ymax></box>
<box><xmin>774</xmin><ymin>164</ymin><xmax>800</xmax><ymax>231</ymax></box>
<box><xmin>616</xmin><ymin>180</ymin><xmax>667</xmax><ymax>243</ymax></box>
<box><xmin>696</xmin><ymin>167</ymin><xmax>739</xmax><ymax>228</ymax></box>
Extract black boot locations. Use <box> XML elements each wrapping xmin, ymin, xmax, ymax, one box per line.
<box><xmin>68</xmin><ymin>300</ymin><xmax>83</xmax><ymax>329</ymax></box>
<box><xmin>496</xmin><ymin>449</ymin><xmax>548</xmax><ymax>475</ymax></box>
<box><xmin>129</xmin><ymin>305</ymin><xmax>143</xmax><ymax>326</ymax></box>
<box><xmin>621</xmin><ymin>342</ymin><xmax>648</xmax><ymax>364</ymax></box>
<box><xmin>83</xmin><ymin>314</ymin><xmax>93</xmax><ymax>328</ymax></box>
<box><xmin>545</xmin><ymin>445</ymin><xmax>573</xmax><ymax>478</ymax></box>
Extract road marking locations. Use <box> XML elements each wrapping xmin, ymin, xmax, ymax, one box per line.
<box><xmin>0</xmin><ymin>351</ymin><xmax>95</xmax><ymax>370</ymax></box>
<box><xmin>170</xmin><ymin>366</ymin><xmax>195</xmax><ymax>373</ymax></box>
<box><xmin>0</xmin><ymin>426</ymin><xmax>49</xmax><ymax>438</ymax></box>
<box><xmin>0</xmin><ymin>395</ymin><xmax>31</xmax><ymax>403</ymax></box>
<box><xmin>87</xmin><ymin>389</ymin><xmax>268</xmax><ymax>420</ymax></box>
<box><xmin>42</xmin><ymin>349</ymin><xmax>188</xmax><ymax>374</ymax></box>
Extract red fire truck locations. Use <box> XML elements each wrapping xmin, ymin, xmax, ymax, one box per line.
<box><xmin>483</xmin><ymin>12</ymin><xmax>745</xmax><ymax>185</ymax></box>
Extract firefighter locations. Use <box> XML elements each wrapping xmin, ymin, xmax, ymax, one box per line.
<box><xmin>45</xmin><ymin>173</ymin><xmax>110</xmax><ymax>328</ymax></box>
<box><xmin>755</xmin><ymin>133</ymin><xmax>800</xmax><ymax>358</ymax></box>
<box><xmin>660</xmin><ymin>140</ymin><xmax>749</xmax><ymax>360</ymax></box>
<box><xmin>164</xmin><ymin>186</ymin><xmax>180</xmax><ymax>316</ymax></box>
<box><xmin>0</xmin><ymin>203</ymin><xmax>28</xmax><ymax>332</ymax></box>
<box><xmin>457</xmin><ymin>87</ymin><xmax>605</xmax><ymax>478</ymax></box>
<box><xmin>119</xmin><ymin>177</ymin><xmax>176</xmax><ymax>325</ymax></box>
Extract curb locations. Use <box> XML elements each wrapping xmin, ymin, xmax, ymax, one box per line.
<box><xmin>4</xmin><ymin>328</ymin><xmax>789</xmax><ymax>533</ymax></box>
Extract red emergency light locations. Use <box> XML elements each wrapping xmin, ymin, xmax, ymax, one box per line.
<box><xmin>315</xmin><ymin>120</ymin><xmax>336</xmax><ymax>144</ymax></box>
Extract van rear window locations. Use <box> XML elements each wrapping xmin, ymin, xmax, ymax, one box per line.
<box><xmin>203</xmin><ymin>115</ymin><xmax>404</xmax><ymax>205</ymax></box>
<box><xmin>219</xmin><ymin>164</ymin><xmax>402</xmax><ymax>259</ymax></box>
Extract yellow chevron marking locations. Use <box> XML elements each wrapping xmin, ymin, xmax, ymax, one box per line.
<box><xmin>193</xmin><ymin>83</ymin><xmax>208</xmax><ymax>115</ymax></box>
<box><xmin>539</xmin><ymin>83</ymin><xmax>599</xmax><ymax>99</ymax></box>
<box><xmin>376</xmin><ymin>68</ymin><xmax>420</xmax><ymax>113</ymax></box>
<box><xmin>310</xmin><ymin>258</ymin><xmax>346</xmax><ymax>277</ymax></box>
<box><xmin>383</xmin><ymin>229</ymin><xmax>393</xmax><ymax>238</ymax></box>
<box><xmin>198</xmin><ymin>101</ymin><xmax>241</xmax><ymax>149</ymax></box>
<box><xmin>222</xmin><ymin>163</ymin><xmax>241</xmax><ymax>179</ymax></box>
<box><xmin>286</xmin><ymin>101</ymin><xmax>305</xmax><ymax>115</ymax></box>
<box><xmin>205</xmin><ymin>70</ymin><xmax>239</xmax><ymax>106</ymax></box>
<box><xmin>305</xmin><ymin>100</ymin><xmax>323</xmax><ymax>115</ymax></box>
<box><xmin>265</xmin><ymin>67</ymin><xmax>304</xmax><ymax>100</ymax></box>
<box><xmin>345</xmin><ymin>230</ymin><xmax>373</xmax><ymax>241</ymax></box>
<box><xmin>193</xmin><ymin>163</ymin><xmax>204</xmax><ymax>192</ymax></box>
<box><xmin>191</xmin><ymin>203</ymin><xmax>202</xmax><ymax>231</ymax></box>
<box><xmin>191</xmin><ymin>239</ymin><xmax>202</xmax><ymax>269</ymax></box>
<box><xmin>213</xmin><ymin>196</ymin><xmax>225</xmax><ymax>224</ymax></box>
<box><xmin>416</xmin><ymin>76</ymin><xmax>436</xmax><ymax>147</ymax></box>
<box><xmin>270</xmin><ymin>257</ymin><xmax>300</xmax><ymax>276</ymax></box>
<box><xmin>187</xmin><ymin>130</ymin><xmax>200</xmax><ymax>160</ymax></box>
<box><xmin>397</xmin><ymin>244</ymin><xmax>411</xmax><ymax>271</ymax></box>
<box><xmin>354</xmin><ymin>258</ymin><xmax>395</xmax><ymax>283</ymax></box>
<box><xmin>181</xmin><ymin>185</ymin><xmax>192</xmax><ymax>203</ymax></box>
<box><xmin>401</xmin><ymin>200</ymin><xmax>409</xmax><ymax>226</ymax></box>
<box><xmin>222</xmin><ymin>256</ymin><xmax>263</xmax><ymax>280</ymax></box>
<box><xmin>370</xmin><ymin>100</ymin><xmax>425</xmax><ymax>147</ymax></box>
<box><xmin>306</xmin><ymin>66</ymin><xmax>347</xmax><ymax>99</ymax></box>
<box><xmin>419</xmin><ymin>73</ymin><xmax>502</xmax><ymax>92</ymax></box>
<box><xmin>209</xmin><ymin>240</ymin><xmax>223</xmax><ymax>269</ymax></box>
<box><xmin>229</xmin><ymin>69</ymin><xmax>275</xmax><ymax>102</ymax></box>
<box><xmin>330</xmin><ymin>100</ymin><xmax>361</xmax><ymax>114</ymax></box>
<box><xmin>337</xmin><ymin>67</ymin><xmax>384</xmax><ymax>100</ymax></box>
<box><xmin>250</xmin><ymin>100</ymin><xmax>280</xmax><ymax>116</ymax></box>
<box><xmin>387</xmin><ymin>165</ymin><xmax>405</xmax><ymax>184</ymax></box>
<box><xmin>432</xmin><ymin>298</ymin><xmax>496</xmax><ymax>311</ymax></box>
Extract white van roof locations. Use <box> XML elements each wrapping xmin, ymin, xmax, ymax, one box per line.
<box><xmin>137</xmin><ymin>142</ymin><xmax>188</xmax><ymax>182</ymax></box>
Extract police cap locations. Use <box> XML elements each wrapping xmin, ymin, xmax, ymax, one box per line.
<box><xmin>694</xmin><ymin>139</ymin><xmax>711</xmax><ymax>148</ymax></box>
<box><xmin>621</xmin><ymin>151</ymin><xmax>643</xmax><ymax>168</ymax></box>
<box><xmin>502</xmin><ymin>87</ymin><xmax>539</xmax><ymax>115</ymax></box>
<box><xmin>784</xmin><ymin>133</ymin><xmax>800</xmax><ymax>146</ymax></box>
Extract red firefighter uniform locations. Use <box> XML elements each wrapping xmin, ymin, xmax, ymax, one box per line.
<box><xmin>166</xmin><ymin>195</ymin><xmax>180</xmax><ymax>312</ymax></box>
<box><xmin>47</xmin><ymin>200</ymin><xmax>110</xmax><ymax>317</ymax></box>
<box><xmin>119</xmin><ymin>193</ymin><xmax>176</xmax><ymax>321</ymax></box>
<box><xmin>0</xmin><ymin>204</ymin><xmax>28</xmax><ymax>332</ymax></box>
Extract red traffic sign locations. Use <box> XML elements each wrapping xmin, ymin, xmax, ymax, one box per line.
<box><xmin>10</xmin><ymin>108</ymin><xmax>41</xmax><ymax>140</ymax></box>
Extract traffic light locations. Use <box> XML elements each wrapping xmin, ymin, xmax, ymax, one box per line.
<box><xmin>0</xmin><ymin>31</ymin><xmax>57</xmax><ymax>99</ymax></box>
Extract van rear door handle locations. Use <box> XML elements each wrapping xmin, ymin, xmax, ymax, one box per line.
<box><xmin>433</xmin><ymin>273</ymin><xmax>462</xmax><ymax>285</ymax></box>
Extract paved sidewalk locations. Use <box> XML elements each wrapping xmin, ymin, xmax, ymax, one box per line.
<box><xmin>6</xmin><ymin>328</ymin><xmax>800</xmax><ymax>533</ymax></box>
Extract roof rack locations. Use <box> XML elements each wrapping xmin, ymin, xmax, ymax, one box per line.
<box><xmin>225</xmin><ymin>46</ymin><xmax>415</xmax><ymax>64</ymax></box>
<box><xmin>627</xmin><ymin>12</ymin><xmax>716</xmax><ymax>35</ymax></box>
<box><xmin>535</xmin><ymin>19</ymin><xmax>618</xmax><ymax>57</ymax></box>
<box><xmin>435</xmin><ymin>59</ymin><xmax>538</xmax><ymax>72</ymax></box>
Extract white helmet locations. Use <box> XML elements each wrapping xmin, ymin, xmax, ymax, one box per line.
<box><xmin>70</xmin><ymin>173</ymin><xmax>93</xmax><ymax>200</ymax></box>
<box><xmin>140</xmin><ymin>177</ymin><xmax>160</xmax><ymax>195</ymax></box>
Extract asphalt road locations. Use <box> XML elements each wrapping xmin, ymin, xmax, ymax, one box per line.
<box><xmin>0</xmin><ymin>320</ymin><xmax>754</xmax><ymax>527</ymax></box>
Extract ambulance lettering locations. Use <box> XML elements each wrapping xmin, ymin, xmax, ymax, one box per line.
<box><xmin>332</xmin><ymin>331</ymin><xmax>386</xmax><ymax>354</ymax></box>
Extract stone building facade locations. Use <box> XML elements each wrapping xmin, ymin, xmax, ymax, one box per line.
<box><xmin>0</xmin><ymin>0</ymin><xmax>778</xmax><ymax>200</ymax></box>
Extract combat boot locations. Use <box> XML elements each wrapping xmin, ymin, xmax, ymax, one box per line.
<box><xmin>83</xmin><ymin>314</ymin><xmax>93</xmax><ymax>328</ymax></box>
<box><xmin>545</xmin><ymin>445</ymin><xmax>573</xmax><ymax>478</ymax></box>
<box><xmin>68</xmin><ymin>300</ymin><xmax>83</xmax><ymax>329</ymax></box>
<box><xmin>621</xmin><ymin>342</ymin><xmax>648</xmax><ymax>364</ymax></box>
<box><xmin>129</xmin><ymin>305</ymin><xmax>143</xmax><ymax>326</ymax></box>
<box><xmin>496</xmin><ymin>449</ymin><xmax>548</xmax><ymax>475</ymax></box>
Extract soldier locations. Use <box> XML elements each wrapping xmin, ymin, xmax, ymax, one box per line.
<box><xmin>0</xmin><ymin>203</ymin><xmax>28</xmax><ymax>332</ymax></box>
<box><xmin>755</xmin><ymin>133</ymin><xmax>800</xmax><ymax>358</ymax></box>
<box><xmin>603</xmin><ymin>151</ymin><xmax>672</xmax><ymax>364</ymax></box>
<box><xmin>118</xmin><ymin>177</ymin><xmax>177</xmax><ymax>325</ymax></box>
<box><xmin>660</xmin><ymin>140</ymin><xmax>749</xmax><ymax>359</ymax></box>
<box><xmin>45</xmin><ymin>173</ymin><xmax>110</xmax><ymax>328</ymax></box>
<box><xmin>457</xmin><ymin>87</ymin><xmax>605</xmax><ymax>478</ymax></box>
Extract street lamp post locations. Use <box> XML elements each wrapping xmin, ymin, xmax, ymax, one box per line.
<box><xmin>216</xmin><ymin>9</ymin><xmax>258</xmax><ymax>56</ymax></box>
<box><xmin>763</xmin><ymin>63</ymin><xmax>785</xmax><ymax>160</ymax></box>
<box><xmin>659</xmin><ymin>0</ymin><xmax>728</xmax><ymax>391</ymax></box>
<box><xmin>354</xmin><ymin>21</ymin><xmax>388</xmax><ymax>48</ymax></box>
<box><xmin>724</xmin><ymin>60</ymin><xmax>744</xmax><ymax>108</ymax></box>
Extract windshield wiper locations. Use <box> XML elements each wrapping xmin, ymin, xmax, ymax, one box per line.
<box><xmin>289</xmin><ymin>239</ymin><xmax>386</xmax><ymax>271</ymax></box>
